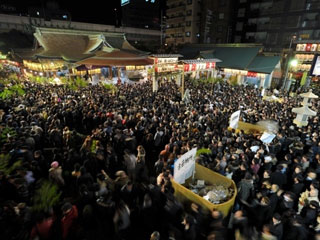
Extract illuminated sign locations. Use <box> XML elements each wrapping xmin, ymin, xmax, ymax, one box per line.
<box><xmin>296</xmin><ymin>43</ymin><xmax>320</xmax><ymax>52</ymax></box>
<box><xmin>312</xmin><ymin>56</ymin><xmax>320</xmax><ymax>76</ymax></box>
<box><xmin>121</xmin><ymin>0</ymin><xmax>130</xmax><ymax>6</ymax></box>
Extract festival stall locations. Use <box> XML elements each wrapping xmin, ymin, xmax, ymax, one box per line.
<box><xmin>171</xmin><ymin>149</ymin><xmax>237</xmax><ymax>217</ymax></box>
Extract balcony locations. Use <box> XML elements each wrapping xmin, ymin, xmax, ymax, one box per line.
<box><xmin>245</xmin><ymin>24</ymin><xmax>257</xmax><ymax>31</ymax></box>
<box><xmin>309</xmin><ymin>2</ymin><xmax>320</xmax><ymax>10</ymax></box>
<box><xmin>259</xmin><ymin>8</ymin><xmax>276</xmax><ymax>16</ymax></box>
<box><xmin>165</xmin><ymin>37</ymin><xmax>184</xmax><ymax>44</ymax></box>
<box><xmin>248</xmin><ymin>9</ymin><xmax>260</xmax><ymax>18</ymax></box>
<box><xmin>257</xmin><ymin>23</ymin><xmax>270</xmax><ymax>30</ymax></box>
<box><xmin>167</xmin><ymin>15</ymin><xmax>185</xmax><ymax>23</ymax></box>
<box><xmin>166</xmin><ymin>27</ymin><xmax>185</xmax><ymax>34</ymax></box>
<box><xmin>167</xmin><ymin>5</ymin><xmax>186</xmax><ymax>14</ymax></box>
<box><xmin>245</xmin><ymin>37</ymin><xmax>257</xmax><ymax>43</ymax></box>
<box><xmin>167</xmin><ymin>0</ymin><xmax>183</xmax><ymax>5</ymax></box>
<box><xmin>302</xmin><ymin>20</ymin><xmax>320</xmax><ymax>28</ymax></box>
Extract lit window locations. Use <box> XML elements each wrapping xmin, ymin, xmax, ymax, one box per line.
<box><xmin>62</xmin><ymin>15</ymin><xmax>67</xmax><ymax>19</ymax></box>
<box><xmin>36</xmin><ymin>11</ymin><xmax>40</xmax><ymax>16</ymax></box>
<box><xmin>197</xmin><ymin>33</ymin><xmax>200</xmax><ymax>37</ymax></box>
<box><xmin>185</xmin><ymin>32</ymin><xmax>191</xmax><ymax>37</ymax></box>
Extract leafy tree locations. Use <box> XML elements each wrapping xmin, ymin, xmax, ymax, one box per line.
<box><xmin>0</xmin><ymin>84</ymin><xmax>25</xmax><ymax>99</ymax></box>
<box><xmin>0</xmin><ymin>153</ymin><xmax>22</xmax><ymax>175</ymax></box>
<box><xmin>196</xmin><ymin>148</ymin><xmax>212</xmax><ymax>157</ymax></box>
<box><xmin>32</xmin><ymin>180</ymin><xmax>61</xmax><ymax>213</ymax></box>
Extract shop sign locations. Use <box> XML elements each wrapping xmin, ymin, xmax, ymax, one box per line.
<box><xmin>247</xmin><ymin>71</ymin><xmax>257</xmax><ymax>77</ymax></box>
<box><xmin>296</xmin><ymin>43</ymin><xmax>320</xmax><ymax>52</ymax></box>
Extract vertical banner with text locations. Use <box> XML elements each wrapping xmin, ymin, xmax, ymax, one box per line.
<box><xmin>174</xmin><ymin>148</ymin><xmax>197</xmax><ymax>184</ymax></box>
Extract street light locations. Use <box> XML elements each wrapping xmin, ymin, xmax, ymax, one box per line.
<box><xmin>290</xmin><ymin>59</ymin><xmax>298</xmax><ymax>67</ymax></box>
<box><xmin>282</xmin><ymin>35</ymin><xmax>297</xmax><ymax>90</ymax></box>
<box><xmin>114</xmin><ymin>8</ymin><xmax>118</xmax><ymax>27</ymax></box>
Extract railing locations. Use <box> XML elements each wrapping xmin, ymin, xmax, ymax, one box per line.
<box><xmin>167</xmin><ymin>16</ymin><xmax>185</xmax><ymax>23</ymax></box>
<box><xmin>257</xmin><ymin>23</ymin><xmax>270</xmax><ymax>30</ymax></box>
<box><xmin>166</xmin><ymin>5</ymin><xmax>186</xmax><ymax>14</ymax></box>
<box><xmin>166</xmin><ymin>27</ymin><xmax>185</xmax><ymax>34</ymax></box>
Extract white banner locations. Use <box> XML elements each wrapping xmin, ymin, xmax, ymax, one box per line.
<box><xmin>260</xmin><ymin>131</ymin><xmax>276</xmax><ymax>144</ymax></box>
<box><xmin>174</xmin><ymin>148</ymin><xmax>197</xmax><ymax>184</ymax></box>
<box><xmin>229</xmin><ymin>110</ymin><xmax>241</xmax><ymax>129</ymax></box>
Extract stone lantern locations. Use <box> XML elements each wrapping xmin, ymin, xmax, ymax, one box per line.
<box><xmin>292</xmin><ymin>90</ymin><xmax>318</xmax><ymax>127</ymax></box>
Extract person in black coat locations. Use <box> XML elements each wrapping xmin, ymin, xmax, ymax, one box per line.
<box><xmin>268</xmin><ymin>184</ymin><xmax>280</xmax><ymax>220</ymax></box>
<box><xmin>291</xmin><ymin>174</ymin><xmax>305</xmax><ymax>197</ymax></box>
<box><xmin>182</xmin><ymin>214</ymin><xmax>197</xmax><ymax>240</ymax></box>
<box><xmin>270</xmin><ymin>213</ymin><xmax>283</xmax><ymax>240</ymax></box>
<box><xmin>300</xmin><ymin>200</ymin><xmax>319</xmax><ymax>227</ymax></box>
<box><xmin>270</xmin><ymin>165</ymin><xmax>287</xmax><ymax>189</ymax></box>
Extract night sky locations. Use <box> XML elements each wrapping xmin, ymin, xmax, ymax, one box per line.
<box><xmin>3</xmin><ymin>0</ymin><xmax>165</xmax><ymax>26</ymax></box>
<box><xmin>4</xmin><ymin>0</ymin><xmax>121</xmax><ymax>25</ymax></box>
<box><xmin>58</xmin><ymin>0</ymin><xmax>121</xmax><ymax>25</ymax></box>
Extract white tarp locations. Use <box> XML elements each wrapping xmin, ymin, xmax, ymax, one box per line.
<box><xmin>174</xmin><ymin>148</ymin><xmax>197</xmax><ymax>184</ymax></box>
<box><xmin>229</xmin><ymin>110</ymin><xmax>241</xmax><ymax>129</ymax></box>
<box><xmin>260</xmin><ymin>131</ymin><xmax>276</xmax><ymax>144</ymax></box>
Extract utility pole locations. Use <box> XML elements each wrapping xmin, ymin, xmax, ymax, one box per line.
<box><xmin>282</xmin><ymin>35</ymin><xmax>297</xmax><ymax>90</ymax></box>
<box><xmin>160</xmin><ymin>11</ymin><xmax>166</xmax><ymax>48</ymax></box>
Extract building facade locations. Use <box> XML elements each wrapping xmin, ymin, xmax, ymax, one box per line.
<box><xmin>199</xmin><ymin>0</ymin><xmax>234</xmax><ymax>44</ymax></box>
<box><xmin>0</xmin><ymin>14</ymin><xmax>161</xmax><ymax>52</ymax></box>
<box><xmin>165</xmin><ymin>0</ymin><xmax>201</xmax><ymax>46</ymax></box>
<box><xmin>121</xmin><ymin>0</ymin><xmax>161</xmax><ymax>30</ymax></box>
<box><xmin>232</xmin><ymin>0</ymin><xmax>320</xmax><ymax>52</ymax></box>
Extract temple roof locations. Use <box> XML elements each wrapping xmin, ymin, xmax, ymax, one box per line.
<box><xmin>14</xmin><ymin>27</ymin><xmax>150</xmax><ymax>65</ymax></box>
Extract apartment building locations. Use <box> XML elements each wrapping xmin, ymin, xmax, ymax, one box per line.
<box><xmin>233</xmin><ymin>0</ymin><xmax>320</xmax><ymax>52</ymax></box>
<box><xmin>165</xmin><ymin>0</ymin><xmax>201</xmax><ymax>46</ymax></box>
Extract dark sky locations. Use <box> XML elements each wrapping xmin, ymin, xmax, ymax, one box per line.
<box><xmin>58</xmin><ymin>0</ymin><xmax>121</xmax><ymax>25</ymax></box>
<box><xmin>4</xmin><ymin>0</ymin><xmax>165</xmax><ymax>25</ymax></box>
<box><xmin>3</xmin><ymin>0</ymin><xmax>121</xmax><ymax>25</ymax></box>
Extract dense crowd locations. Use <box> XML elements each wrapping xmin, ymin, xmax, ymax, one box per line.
<box><xmin>0</xmin><ymin>77</ymin><xmax>320</xmax><ymax>240</ymax></box>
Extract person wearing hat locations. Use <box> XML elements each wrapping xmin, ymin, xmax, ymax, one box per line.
<box><xmin>48</xmin><ymin>161</ymin><xmax>64</xmax><ymax>186</ymax></box>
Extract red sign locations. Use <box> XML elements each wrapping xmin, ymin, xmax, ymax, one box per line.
<box><xmin>211</xmin><ymin>62</ymin><xmax>215</xmax><ymax>68</ymax></box>
<box><xmin>174</xmin><ymin>64</ymin><xmax>178</xmax><ymax>71</ymax></box>
<box><xmin>191</xmin><ymin>64</ymin><xmax>196</xmax><ymax>71</ymax></box>
<box><xmin>247</xmin><ymin>72</ymin><xmax>257</xmax><ymax>77</ymax></box>
<box><xmin>206</xmin><ymin>62</ymin><xmax>210</xmax><ymax>69</ymax></box>
<box><xmin>155</xmin><ymin>66</ymin><xmax>158</xmax><ymax>72</ymax></box>
<box><xmin>306</xmin><ymin>44</ymin><xmax>312</xmax><ymax>52</ymax></box>
<box><xmin>184</xmin><ymin>64</ymin><xmax>190</xmax><ymax>72</ymax></box>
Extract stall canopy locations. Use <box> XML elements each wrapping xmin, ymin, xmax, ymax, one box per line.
<box><xmin>179</xmin><ymin>44</ymin><xmax>263</xmax><ymax>70</ymax></box>
<box><xmin>13</xmin><ymin>27</ymin><xmax>151</xmax><ymax>66</ymax></box>
<box><xmin>247</xmin><ymin>56</ymin><xmax>281</xmax><ymax>74</ymax></box>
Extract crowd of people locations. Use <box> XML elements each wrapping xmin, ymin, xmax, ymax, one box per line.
<box><xmin>0</xmin><ymin>75</ymin><xmax>320</xmax><ymax>240</ymax></box>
